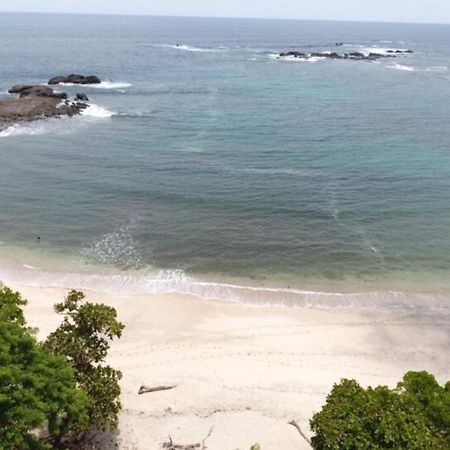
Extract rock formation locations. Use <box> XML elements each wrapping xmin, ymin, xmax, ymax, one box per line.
<box><xmin>48</xmin><ymin>74</ymin><xmax>101</xmax><ymax>85</ymax></box>
<box><xmin>0</xmin><ymin>83</ymin><xmax>89</xmax><ymax>132</ymax></box>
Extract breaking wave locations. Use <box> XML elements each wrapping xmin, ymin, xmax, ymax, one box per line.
<box><xmin>0</xmin><ymin>117</ymin><xmax>74</xmax><ymax>138</ymax></box>
<box><xmin>80</xmin><ymin>104</ymin><xmax>114</xmax><ymax>118</ymax></box>
<box><xmin>1</xmin><ymin>262</ymin><xmax>449</xmax><ymax>312</ymax></box>
<box><xmin>54</xmin><ymin>81</ymin><xmax>132</xmax><ymax>90</ymax></box>
<box><xmin>89</xmin><ymin>81</ymin><xmax>132</xmax><ymax>90</ymax></box>
<box><xmin>387</xmin><ymin>63</ymin><xmax>416</xmax><ymax>72</ymax></box>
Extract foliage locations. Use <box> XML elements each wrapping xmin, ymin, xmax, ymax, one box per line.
<box><xmin>310</xmin><ymin>372</ymin><xmax>450</xmax><ymax>450</ymax></box>
<box><xmin>398</xmin><ymin>371</ymin><xmax>450</xmax><ymax>446</ymax></box>
<box><xmin>45</xmin><ymin>290</ymin><xmax>125</xmax><ymax>431</ymax></box>
<box><xmin>0</xmin><ymin>286</ymin><xmax>88</xmax><ymax>450</ymax></box>
<box><xmin>0</xmin><ymin>284</ymin><xmax>27</xmax><ymax>325</ymax></box>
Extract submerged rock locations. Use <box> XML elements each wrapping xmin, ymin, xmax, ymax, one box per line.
<box><xmin>48</xmin><ymin>74</ymin><xmax>101</xmax><ymax>85</ymax></box>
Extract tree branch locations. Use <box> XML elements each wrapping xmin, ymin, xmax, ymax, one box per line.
<box><xmin>288</xmin><ymin>419</ymin><xmax>311</xmax><ymax>445</ymax></box>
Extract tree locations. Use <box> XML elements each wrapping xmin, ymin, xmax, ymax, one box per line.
<box><xmin>0</xmin><ymin>286</ymin><xmax>88</xmax><ymax>450</ymax></box>
<box><xmin>399</xmin><ymin>371</ymin><xmax>450</xmax><ymax>446</ymax></box>
<box><xmin>45</xmin><ymin>290</ymin><xmax>125</xmax><ymax>431</ymax></box>
<box><xmin>310</xmin><ymin>373</ymin><xmax>449</xmax><ymax>450</ymax></box>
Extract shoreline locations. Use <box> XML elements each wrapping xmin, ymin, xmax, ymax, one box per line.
<box><xmin>8</xmin><ymin>281</ymin><xmax>450</xmax><ymax>449</ymax></box>
<box><xmin>1</xmin><ymin>245</ymin><xmax>449</xmax><ymax>312</ymax></box>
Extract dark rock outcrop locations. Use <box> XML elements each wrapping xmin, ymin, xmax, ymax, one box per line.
<box><xmin>9</xmin><ymin>85</ymin><xmax>67</xmax><ymax>99</ymax></box>
<box><xmin>48</xmin><ymin>74</ymin><xmax>101</xmax><ymax>85</ymax></box>
<box><xmin>0</xmin><ymin>84</ymin><xmax>89</xmax><ymax>132</ymax></box>
<box><xmin>76</xmin><ymin>93</ymin><xmax>89</xmax><ymax>101</ymax></box>
<box><xmin>8</xmin><ymin>85</ymin><xmax>34</xmax><ymax>94</ymax></box>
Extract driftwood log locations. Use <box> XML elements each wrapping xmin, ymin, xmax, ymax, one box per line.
<box><xmin>163</xmin><ymin>427</ymin><xmax>213</xmax><ymax>450</ymax></box>
<box><xmin>138</xmin><ymin>385</ymin><xmax>176</xmax><ymax>395</ymax></box>
<box><xmin>288</xmin><ymin>419</ymin><xmax>311</xmax><ymax>445</ymax></box>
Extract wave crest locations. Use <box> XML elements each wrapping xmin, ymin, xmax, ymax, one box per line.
<box><xmin>0</xmin><ymin>117</ymin><xmax>73</xmax><ymax>138</ymax></box>
<box><xmin>80</xmin><ymin>104</ymin><xmax>114</xmax><ymax>118</ymax></box>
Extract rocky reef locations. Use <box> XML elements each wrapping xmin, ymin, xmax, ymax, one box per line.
<box><xmin>0</xmin><ymin>82</ymin><xmax>90</xmax><ymax>132</ymax></box>
<box><xmin>278</xmin><ymin>49</ymin><xmax>413</xmax><ymax>61</ymax></box>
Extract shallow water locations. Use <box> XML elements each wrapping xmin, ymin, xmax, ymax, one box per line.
<box><xmin>1</xmin><ymin>13</ymin><xmax>450</xmax><ymax>309</ymax></box>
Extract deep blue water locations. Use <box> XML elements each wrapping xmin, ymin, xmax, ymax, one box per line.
<box><xmin>1</xmin><ymin>13</ymin><xmax>450</xmax><ymax>306</ymax></box>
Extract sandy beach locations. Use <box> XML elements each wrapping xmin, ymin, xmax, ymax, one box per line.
<box><xmin>8</xmin><ymin>283</ymin><xmax>449</xmax><ymax>450</ymax></box>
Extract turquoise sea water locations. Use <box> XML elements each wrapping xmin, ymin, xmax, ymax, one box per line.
<box><xmin>1</xmin><ymin>13</ymin><xmax>450</xmax><ymax>309</ymax></box>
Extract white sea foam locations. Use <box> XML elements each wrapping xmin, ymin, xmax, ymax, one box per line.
<box><xmin>1</xmin><ymin>263</ymin><xmax>448</xmax><ymax>312</ymax></box>
<box><xmin>23</xmin><ymin>264</ymin><xmax>39</xmax><ymax>270</ymax></box>
<box><xmin>0</xmin><ymin>118</ymin><xmax>72</xmax><ymax>138</ymax></box>
<box><xmin>55</xmin><ymin>81</ymin><xmax>132</xmax><ymax>90</ymax></box>
<box><xmin>114</xmin><ymin>110</ymin><xmax>154</xmax><ymax>118</ymax></box>
<box><xmin>362</xmin><ymin>47</ymin><xmax>410</xmax><ymax>56</ymax></box>
<box><xmin>387</xmin><ymin>64</ymin><xmax>448</xmax><ymax>73</ymax></box>
<box><xmin>154</xmin><ymin>44</ymin><xmax>222</xmax><ymax>53</ymax></box>
<box><xmin>278</xmin><ymin>55</ymin><xmax>325</xmax><ymax>63</ymax></box>
<box><xmin>0</xmin><ymin>123</ymin><xmax>43</xmax><ymax>138</ymax></box>
<box><xmin>89</xmin><ymin>81</ymin><xmax>132</xmax><ymax>90</ymax></box>
<box><xmin>424</xmin><ymin>66</ymin><xmax>448</xmax><ymax>72</ymax></box>
<box><xmin>81</xmin><ymin>222</ymin><xmax>144</xmax><ymax>268</ymax></box>
<box><xmin>80</xmin><ymin>103</ymin><xmax>114</xmax><ymax>118</ymax></box>
<box><xmin>342</xmin><ymin>43</ymin><xmax>365</xmax><ymax>48</ymax></box>
<box><xmin>387</xmin><ymin>63</ymin><xmax>416</xmax><ymax>72</ymax></box>
<box><xmin>0</xmin><ymin>103</ymin><xmax>113</xmax><ymax>138</ymax></box>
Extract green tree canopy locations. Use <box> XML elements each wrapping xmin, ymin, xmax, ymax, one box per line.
<box><xmin>0</xmin><ymin>286</ymin><xmax>88</xmax><ymax>450</ymax></box>
<box><xmin>310</xmin><ymin>372</ymin><xmax>450</xmax><ymax>450</ymax></box>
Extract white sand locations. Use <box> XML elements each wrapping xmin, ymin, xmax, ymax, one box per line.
<box><xmin>11</xmin><ymin>284</ymin><xmax>450</xmax><ymax>450</ymax></box>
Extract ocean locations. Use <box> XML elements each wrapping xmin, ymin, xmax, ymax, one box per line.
<box><xmin>1</xmin><ymin>13</ymin><xmax>450</xmax><ymax>310</ymax></box>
